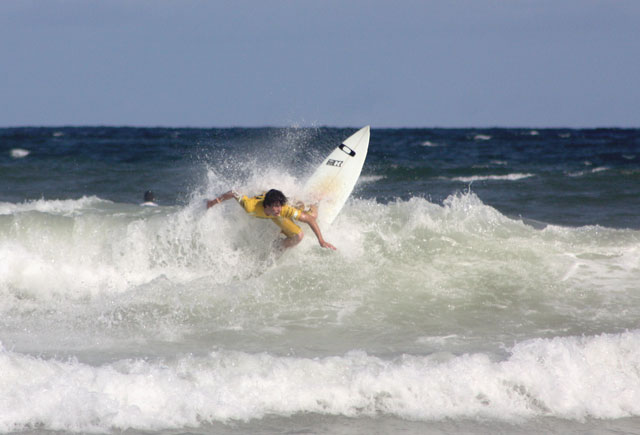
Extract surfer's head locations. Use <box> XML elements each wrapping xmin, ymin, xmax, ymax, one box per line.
<box><xmin>263</xmin><ymin>189</ymin><xmax>287</xmax><ymax>207</ymax></box>
<box><xmin>263</xmin><ymin>189</ymin><xmax>287</xmax><ymax>216</ymax></box>
<box><xmin>144</xmin><ymin>190</ymin><xmax>154</xmax><ymax>202</ymax></box>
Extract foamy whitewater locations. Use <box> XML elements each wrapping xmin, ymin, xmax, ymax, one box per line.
<box><xmin>1</xmin><ymin>127</ymin><xmax>639</xmax><ymax>434</ymax></box>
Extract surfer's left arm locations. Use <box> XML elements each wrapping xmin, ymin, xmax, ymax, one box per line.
<box><xmin>298</xmin><ymin>212</ymin><xmax>337</xmax><ymax>250</ymax></box>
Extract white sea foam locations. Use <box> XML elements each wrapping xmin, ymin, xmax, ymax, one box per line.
<box><xmin>0</xmin><ymin>196</ymin><xmax>107</xmax><ymax>215</ymax></box>
<box><xmin>1</xmin><ymin>192</ymin><xmax>637</xmax><ymax>320</ymax></box>
<box><xmin>357</xmin><ymin>175</ymin><xmax>385</xmax><ymax>184</ymax></box>
<box><xmin>1</xmin><ymin>330</ymin><xmax>639</xmax><ymax>432</ymax></box>
<box><xmin>452</xmin><ymin>173</ymin><xmax>534</xmax><ymax>182</ymax></box>
<box><xmin>567</xmin><ymin>167</ymin><xmax>610</xmax><ymax>177</ymax></box>
<box><xmin>10</xmin><ymin>148</ymin><xmax>30</xmax><ymax>158</ymax></box>
<box><xmin>473</xmin><ymin>134</ymin><xmax>492</xmax><ymax>141</ymax></box>
<box><xmin>421</xmin><ymin>140</ymin><xmax>440</xmax><ymax>147</ymax></box>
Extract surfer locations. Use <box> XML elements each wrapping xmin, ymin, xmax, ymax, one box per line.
<box><xmin>206</xmin><ymin>189</ymin><xmax>336</xmax><ymax>250</ymax></box>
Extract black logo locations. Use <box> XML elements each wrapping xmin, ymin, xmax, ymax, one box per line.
<box><xmin>327</xmin><ymin>159</ymin><xmax>344</xmax><ymax>167</ymax></box>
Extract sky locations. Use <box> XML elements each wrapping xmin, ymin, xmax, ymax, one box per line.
<box><xmin>1</xmin><ymin>0</ymin><xmax>639</xmax><ymax>128</ymax></box>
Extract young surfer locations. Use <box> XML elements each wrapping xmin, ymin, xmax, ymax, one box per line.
<box><xmin>206</xmin><ymin>189</ymin><xmax>336</xmax><ymax>251</ymax></box>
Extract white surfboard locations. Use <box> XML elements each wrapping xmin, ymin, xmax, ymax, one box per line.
<box><xmin>302</xmin><ymin>126</ymin><xmax>370</xmax><ymax>227</ymax></box>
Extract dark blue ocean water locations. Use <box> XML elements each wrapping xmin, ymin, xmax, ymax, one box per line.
<box><xmin>2</xmin><ymin>127</ymin><xmax>639</xmax><ymax>228</ymax></box>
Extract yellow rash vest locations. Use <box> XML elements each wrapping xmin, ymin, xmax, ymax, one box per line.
<box><xmin>237</xmin><ymin>193</ymin><xmax>303</xmax><ymax>237</ymax></box>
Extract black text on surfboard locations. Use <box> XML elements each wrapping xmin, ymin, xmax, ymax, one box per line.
<box><xmin>326</xmin><ymin>159</ymin><xmax>344</xmax><ymax>167</ymax></box>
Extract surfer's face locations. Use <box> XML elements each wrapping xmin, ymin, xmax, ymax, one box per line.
<box><xmin>264</xmin><ymin>203</ymin><xmax>282</xmax><ymax>217</ymax></box>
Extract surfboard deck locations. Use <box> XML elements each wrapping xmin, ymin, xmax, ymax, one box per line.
<box><xmin>301</xmin><ymin>126</ymin><xmax>370</xmax><ymax>227</ymax></box>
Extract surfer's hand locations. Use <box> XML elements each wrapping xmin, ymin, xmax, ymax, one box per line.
<box><xmin>320</xmin><ymin>240</ymin><xmax>337</xmax><ymax>250</ymax></box>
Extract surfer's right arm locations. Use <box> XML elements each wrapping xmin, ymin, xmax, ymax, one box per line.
<box><xmin>206</xmin><ymin>191</ymin><xmax>238</xmax><ymax>209</ymax></box>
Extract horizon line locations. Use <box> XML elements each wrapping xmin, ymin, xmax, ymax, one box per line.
<box><xmin>2</xmin><ymin>123</ymin><xmax>639</xmax><ymax>130</ymax></box>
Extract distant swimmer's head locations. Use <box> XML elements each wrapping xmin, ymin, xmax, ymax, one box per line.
<box><xmin>144</xmin><ymin>190</ymin><xmax>155</xmax><ymax>202</ymax></box>
<box><xmin>263</xmin><ymin>189</ymin><xmax>287</xmax><ymax>216</ymax></box>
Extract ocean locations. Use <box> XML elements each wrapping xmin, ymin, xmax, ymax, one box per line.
<box><xmin>1</xmin><ymin>126</ymin><xmax>639</xmax><ymax>434</ymax></box>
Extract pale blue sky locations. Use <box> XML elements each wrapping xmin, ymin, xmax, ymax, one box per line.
<box><xmin>1</xmin><ymin>0</ymin><xmax>639</xmax><ymax>128</ymax></box>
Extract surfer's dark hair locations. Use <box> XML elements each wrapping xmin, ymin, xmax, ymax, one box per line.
<box><xmin>263</xmin><ymin>189</ymin><xmax>287</xmax><ymax>207</ymax></box>
<box><xmin>144</xmin><ymin>190</ymin><xmax>154</xmax><ymax>202</ymax></box>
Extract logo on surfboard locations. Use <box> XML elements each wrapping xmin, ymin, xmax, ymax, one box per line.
<box><xmin>326</xmin><ymin>159</ymin><xmax>344</xmax><ymax>167</ymax></box>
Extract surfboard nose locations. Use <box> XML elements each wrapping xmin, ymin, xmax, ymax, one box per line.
<box><xmin>360</xmin><ymin>125</ymin><xmax>370</xmax><ymax>142</ymax></box>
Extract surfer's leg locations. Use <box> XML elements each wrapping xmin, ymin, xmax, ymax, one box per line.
<box><xmin>281</xmin><ymin>232</ymin><xmax>304</xmax><ymax>249</ymax></box>
<box><xmin>274</xmin><ymin>218</ymin><xmax>304</xmax><ymax>249</ymax></box>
